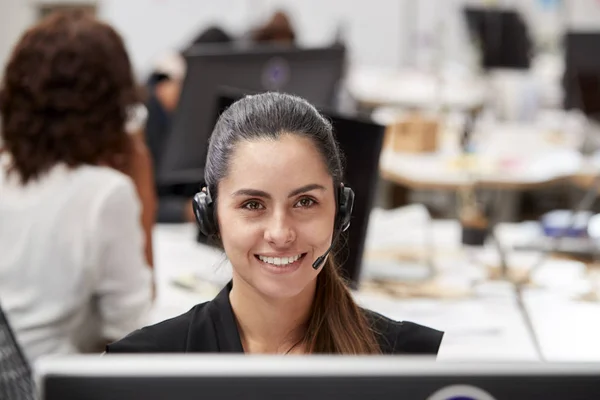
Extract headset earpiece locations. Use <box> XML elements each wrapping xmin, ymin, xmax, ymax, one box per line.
<box><xmin>336</xmin><ymin>184</ymin><xmax>354</xmax><ymax>233</ymax></box>
<box><xmin>192</xmin><ymin>187</ymin><xmax>218</xmax><ymax>237</ymax></box>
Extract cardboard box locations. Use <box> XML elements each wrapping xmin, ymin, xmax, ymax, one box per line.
<box><xmin>384</xmin><ymin>114</ymin><xmax>439</xmax><ymax>153</ymax></box>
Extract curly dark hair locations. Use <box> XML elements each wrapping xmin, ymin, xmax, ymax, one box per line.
<box><xmin>251</xmin><ymin>11</ymin><xmax>296</xmax><ymax>44</ymax></box>
<box><xmin>0</xmin><ymin>10</ymin><xmax>140</xmax><ymax>184</ymax></box>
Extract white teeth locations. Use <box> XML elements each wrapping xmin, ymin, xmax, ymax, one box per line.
<box><xmin>258</xmin><ymin>254</ymin><xmax>302</xmax><ymax>266</ymax></box>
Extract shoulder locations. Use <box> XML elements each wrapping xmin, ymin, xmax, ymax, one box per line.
<box><xmin>77</xmin><ymin>165</ymin><xmax>137</xmax><ymax>201</ymax></box>
<box><xmin>363</xmin><ymin>309</ymin><xmax>444</xmax><ymax>355</ymax></box>
<box><xmin>106</xmin><ymin>302</ymin><xmax>212</xmax><ymax>353</ymax></box>
<box><xmin>79</xmin><ymin>166</ymin><xmax>140</xmax><ymax>221</ymax></box>
<box><xmin>0</xmin><ymin>159</ymin><xmax>134</xmax><ymax>210</ymax></box>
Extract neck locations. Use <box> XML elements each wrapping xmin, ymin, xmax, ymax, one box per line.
<box><xmin>229</xmin><ymin>275</ymin><xmax>316</xmax><ymax>354</ymax></box>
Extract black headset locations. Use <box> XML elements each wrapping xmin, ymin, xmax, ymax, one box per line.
<box><xmin>192</xmin><ymin>183</ymin><xmax>354</xmax><ymax>238</ymax></box>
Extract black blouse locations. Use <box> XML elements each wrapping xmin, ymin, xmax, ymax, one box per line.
<box><xmin>106</xmin><ymin>282</ymin><xmax>443</xmax><ymax>355</ymax></box>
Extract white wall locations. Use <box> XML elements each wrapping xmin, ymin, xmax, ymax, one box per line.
<box><xmin>98</xmin><ymin>0</ymin><xmax>255</xmax><ymax>77</ymax></box>
<box><xmin>565</xmin><ymin>0</ymin><xmax>600</xmax><ymax>30</ymax></box>
<box><xmin>0</xmin><ymin>0</ymin><xmax>35</xmax><ymax>77</ymax></box>
<box><xmin>100</xmin><ymin>0</ymin><xmax>410</xmax><ymax>75</ymax></box>
<box><xmin>0</xmin><ymin>0</ymin><xmax>410</xmax><ymax>78</ymax></box>
<box><xmin>261</xmin><ymin>0</ymin><xmax>407</xmax><ymax>67</ymax></box>
<box><xmin>0</xmin><ymin>0</ymin><xmax>583</xmax><ymax>81</ymax></box>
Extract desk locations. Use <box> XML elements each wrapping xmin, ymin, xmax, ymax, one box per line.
<box><xmin>523</xmin><ymin>290</ymin><xmax>600</xmax><ymax>361</ymax></box>
<box><xmin>376</xmin><ymin>118</ymin><xmax>596</xmax><ymax>220</ymax></box>
<box><xmin>347</xmin><ymin>66</ymin><xmax>486</xmax><ymax>111</ymax></box>
<box><xmin>379</xmin><ymin>121</ymin><xmax>586</xmax><ymax>191</ymax></box>
<box><xmin>364</xmin><ymin>207</ymin><xmax>600</xmax><ymax>362</ymax></box>
<box><xmin>151</xmin><ymin>224</ymin><xmax>230</xmax><ymax>323</ymax></box>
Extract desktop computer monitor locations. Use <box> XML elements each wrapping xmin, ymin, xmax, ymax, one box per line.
<box><xmin>211</xmin><ymin>89</ymin><xmax>385</xmax><ymax>287</ymax></box>
<box><xmin>157</xmin><ymin>44</ymin><xmax>346</xmax><ymax>186</ymax></box>
<box><xmin>563</xmin><ymin>32</ymin><xmax>600</xmax><ymax>117</ymax></box>
<box><xmin>37</xmin><ymin>355</ymin><xmax>600</xmax><ymax>400</ymax></box>
<box><xmin>0</xmin><ymin>303</ymin><xmax>35</xmax><ymax>400</ymax></box>
<box><xmin>575</xmin><ymin>72</ymin><xmax>600</xmax><ymax>121</ymax></box>
<box><xmin>463</xmin><ymin>7</ymin><xmax>531</xmax><ymax>70</ymax></box>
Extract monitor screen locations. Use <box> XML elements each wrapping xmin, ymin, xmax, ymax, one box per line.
<box><xmin>157</xmin><ymin>44</ymin><xmax>346</xmax><ymax>186</ymax></box>
<box><xmin>577</xmin><ymin>72</ymin><xmax>600</xmax><ymax>119</ymax></box>
<box><xmin>38</xmin><ymin>355</ymin><xmax>600</xmax><ymax>400</ymax></box>
<box><xmin>463</xmin><ymin>7</ymin><xmax>531</xmax><ymax>70</ymax></box>
<box><xmin>212</xmin><ymin>89</ymin><xmax>384</xmax><ymax>287</ymax></box>
<box><xmin>0</xmin><ymin>303</ymin><xmax>35</xmax><ymax>400</ymax></box>
<box><xmin>564</xmin><ymin>32</ymin><xmax>600</xmax><ymax>116</ymax></box>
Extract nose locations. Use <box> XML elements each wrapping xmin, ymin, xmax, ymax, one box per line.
<box><xmin>264</xmin><ymin>209</ymin><xmax>296</xmax><ymax>247</ymax></box>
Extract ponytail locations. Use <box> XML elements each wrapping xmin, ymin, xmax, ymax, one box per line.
<box><xmin>303</xmin><ymin>257</ymin><xmax>381</xmax><ymax>354</ymax></box>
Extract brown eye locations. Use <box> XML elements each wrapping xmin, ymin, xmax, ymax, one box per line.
<box><xmin>294</xmin><ymin>197</ymin><xmax>316</xmax><ymax>208</ymax></box>
<box><xmin>243</xmin><ymin>201</ymin><xmax>264</xmax><ymax>211</ymax></box>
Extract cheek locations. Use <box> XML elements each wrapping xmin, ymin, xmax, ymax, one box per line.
<box><xmin>296</xmin><ymin>214</ymin><xmax>334</xmax><ymax>245</ymax></box>
<box><xmin>294</xmin><ymin>204</ymin><xmax>337</xmax><ymax>250</ymax></box>
<box><xmin>218</xmin><ymin>208</ymin><xmax>261</xmax><ymax>254</ymax></box>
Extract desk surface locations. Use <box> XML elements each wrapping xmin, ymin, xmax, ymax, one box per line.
<box><xmin>150</xmin><ymin>207</ymin><xmax>600</xmax><ymax>361</ymax></box>
<box><xmin>378</xmin><ymin>120</ymin><xmax>591</xmax><ymax>190</ymax></box>
<box><xmin>347</xmin><ymin>66</ymin><xmax>486</xmax><ymax>110</ymax></box>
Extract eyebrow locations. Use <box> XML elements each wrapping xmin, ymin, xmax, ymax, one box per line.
<box><xmin>232</xmin><ymin>184</ymin><xmax>326</xmax><ymax>199</ymax></box>
<box><xmin>288</xmin><ymin>183</ymin><xmax>326</xmax><ymax>198</ymax></box>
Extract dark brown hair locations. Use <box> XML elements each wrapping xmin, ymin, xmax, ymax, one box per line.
<box><xmin>251</xmin><ymin>11</ymin><xmax>296</xmax><ymax>44</ymax></box>
<box><xmin>206</xmin><ymin>92</ymin><xmax>381</xmax><ymax>354</ymax></box>
<box><xmin>0</xmin><ymin>10</ymin><xmax>139</xmax><ymax>184</ymax></box>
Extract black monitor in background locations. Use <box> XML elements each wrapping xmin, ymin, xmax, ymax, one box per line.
<box><xmin>212</xmin><ymin>89</ymin><xmax>384</xmax><ymax>288</ymax></box>
<box><xmin>156</xmin><ymin>44</ymin><xmax>346</xmax><ymax>186</ymax></box>
<box><xmin>576</xmin><ymin>72</ymin><xmax>600</xmax><ymax>121</ymax></box>
<box><xmin>38</xmin><ymin>355</ymin><xmax>600</xmax><ymax>400</ymax></box>
<box><xmin>563</xmin><ymin>32</ymin><xmax>600</xmax><ymax>118</ymax></box>
<box><xmin>463</xmin><ymin>7</ymin><xmax>531</xmax><ymax>70</ymax></box>
<box><xmin>0</xmin><ymin>303</ymin><xmax>35</xmax><ymax>400</ymax></box>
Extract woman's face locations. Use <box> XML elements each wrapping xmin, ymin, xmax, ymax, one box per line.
<box><xmin>217</xmin><ymin>134</ymin><xmax>336</xmax><ymax>300</ymax></box>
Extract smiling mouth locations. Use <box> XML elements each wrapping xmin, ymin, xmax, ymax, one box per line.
<box><xmin>254</xmin><ymin>253</ymin><xmax>307</xmax><ymax>267</ymax></box>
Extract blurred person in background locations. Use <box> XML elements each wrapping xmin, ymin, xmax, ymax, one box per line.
<box><xmin>146</xmin><ymin>13</ymin><xmax>296</xmax><ymax>224</ymax></box>
<box><xmin>147</xmin><ymin>27</ymin><xmax>234</xmax><ymax>224</ymax></box>
<box><xmin>188</xmin><ymin>25</ymin><xmax>234</xmax><ymax>47</ymax></box>
<box><xmin>0</xmin><ymin>10</ymin><xmax>153</xmax><ymax>362</ymax></box>
<box><xmin>250</xmin><ymin>10</ymin><xmax>296</xmax><ymax>45</ymax></box>
<box><xmin>144</xmin><ymin>51</ymin><xmax>196</xmax><ymax>223</ymax></box>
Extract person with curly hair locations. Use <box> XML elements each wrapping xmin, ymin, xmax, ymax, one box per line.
<box><xmin>0</xmin><ymin>10</ymin><xmax>153</xmax><ymax>362</ymax></box>
<box><xmin>250</xmin><ymin>10</ymin><xmax>296</xmax><ymax>44</ymax></box>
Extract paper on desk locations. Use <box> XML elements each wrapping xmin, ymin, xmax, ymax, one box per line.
<box><xmin>355</xmin><ymin>289</ymin><xmax>539</xmax><ymax>361</ymax></box>
<box><xmin>524</xmin><ymin>290</ymin><xmax>600</xmax><ymax>361</ymax></box>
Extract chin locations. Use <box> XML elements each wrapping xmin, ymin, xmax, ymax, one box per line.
<box><xmin>232</xmin><ymin>254</ymin><xmax>320</xmax><ymax>300</ymax></box>
<box><xmin>252</xmin><ymin>277</ymin><xmax>313</xmax><ymax>300</ymax></box>
<box><xmin>254</xmin><ymin>265</ymin><xmax>318</xmax><ymax>301</ymax></box>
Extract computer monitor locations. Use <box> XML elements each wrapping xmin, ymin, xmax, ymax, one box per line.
<box><xmin>563</xmin><ymin>32</ymin><xmax>600</xmax><ymax>116</ymax></box>
<box><xmin>0</xmin><ymin>303</ymin><xmax>35</xmax><ymax>400</ymax></box>
<box><xmin>37</xmin><ymin>355</ymin><xmax>600</xmax><ymax>400</ymax></box>
<box><xmin>157</xmin><ymin>44</ymin><xmax>346</xmax><ymax>185</ymax></box>
<box><xmin>212</xmin><ymin>89</ymin><xmax>384</xmax><ymax>287</ymax></box>
<box><xmin>463</xmin><ymin>7</ymin><xmax>531</xmax><ymax>70</ymax></box>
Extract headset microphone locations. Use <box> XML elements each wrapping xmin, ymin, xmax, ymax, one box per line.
<box><xmin>312</xmin><ymin>228</ymin><xmax>344</xmax><ymax>270</ymax></box>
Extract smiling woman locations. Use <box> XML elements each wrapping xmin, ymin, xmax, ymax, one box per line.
<box><xmin>107</xmin><ymin>93</ymin><xmax>444</xmax><ymax>355</ymax></box>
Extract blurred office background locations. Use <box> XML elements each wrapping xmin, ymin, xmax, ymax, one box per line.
<box><xmin>5</xmin><ymin>0</ymin><xmax>600</xmax><ymax>365</ymax></box>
